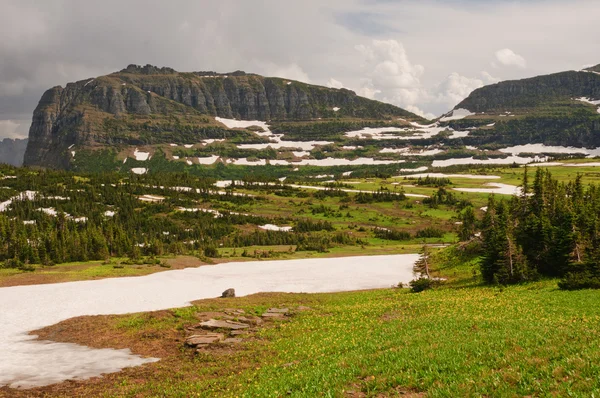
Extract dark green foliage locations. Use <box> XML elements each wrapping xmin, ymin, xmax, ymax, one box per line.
<box><xmin>458</xmin><ymin>206</ymin><xmax>477</xmax><ymax>241</ymax></box>
<box><xmin>294</xmin><ymin>219</ymin><xmax>335</xmax><ymax>233</ymax></box>
<box><xmin>409</xmin><ymin>277</ymin><xmax>435</xmax><ymax>293</ymax></box>
<box><xmin>423</xmin><ymin>187</ymin><xmax>459</xmax><ymax>208</ymax></box>
<box><xmin>355</xmin><ymin>189</ymin><xmax>404</xmax><ymax>204</ymax></box>
<box><xmin>0</xmin><ymin>165</ymin><xmax>366</xmax><ymax>267</ymax></box>
<box><xmin>373</xmin><ymin>228</ymin><xmax>411</xmax><ymax>241</ymax></box>
<box><xmin>415</xmin><ymin>228</ymin><xmax>444</xmax><ymax>239</ymax></box>
<box><xmin>479</xmin><ymin>168</ymin><xmax>600</xmax><ymax>288</ymax></box>
<box><xmin>410</xmin><ymin>176</ymin><xmax>452</xmax><ymax>187</ymax></box>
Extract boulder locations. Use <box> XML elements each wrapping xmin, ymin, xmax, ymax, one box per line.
<box><xmin>221</xmin><ymin>288</ymin><xmax>235</xmax><ymax>298</ymax></box>
<box><xmin>262</xmin><ymin>308</ymin><xmax>289</xmax><ymax>318</ymax></box>
<box><xmin>198</xmin><ymin>319</ymin><xmax>249</xmax><ymax>330</ymax></box>
<box><xmin>185</xmin><ymin>333</ymin><xmax>224</xmax><ymax>347</ymax></box>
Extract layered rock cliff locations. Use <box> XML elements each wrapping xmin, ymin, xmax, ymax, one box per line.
<box><xmin>454</xmin><ymin>66</ymin><xmax>600</xmax><ymax>113</ymax></box>
<box><xmin>24</xmin><ymin>65</ymin><xmax>422</xmax><ymax>168</ymax></box>
<box><xmin>444</xmin><ymin>64</ymin><xmax>600</xmax><ymax>148</ymax></box>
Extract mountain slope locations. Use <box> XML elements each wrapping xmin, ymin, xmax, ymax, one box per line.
<box><xmin>441</xmin><ymin>64</ymin><xmax>600</xmax><ymax>148</ymax></box>
<box><xmin>23</xmin><ymin>65</ymin><xmax>425</xmax><ymax>169</ymax></box>
<box><xmin>0</xmin><ymin>138</ymin><xmax>28</xmax><ymax>166</ymax></box>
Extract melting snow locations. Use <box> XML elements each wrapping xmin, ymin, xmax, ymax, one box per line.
<box><xmin>333</xmin><ymin>107</ymin><xmax>340</xmax><ymax>112</ymax></box>
<box><xmin>238</xmin><ymin>140</ymin><xmax>332</xmax><ymax>151</ymax></box>
<box><xmin>259</xmin><ymin>224</ymin><xmax>293</xmax><ymax>232</ymax></box>
<box><xmin>133</xmin><ymin>149</ymin><xmax>150</xmax><ymax>161</ymax></box>
<box><xmin>0</xmin><ymin>254</ymin><xmax>419</xmax><ymax>388</ymax></box>
<box><xmin>131</xmin><ymin>168</ymin><xmax>147</xmax><ymax>175</ymax></box>
<box><xmin>454</xmin><ymin>183</ymin><xmax>522</xmax><ymax>196</ymax></box>
<box><xmin>401</xmin><ymin>173</ymin><xmax>500</xmax><ymax>180</ymax></box>
<box><xmin>197</xmin><ymin>156</ymin><xmax>220</xmax><ymax>165</ymax></box>
<box><xmin>439</xmin><ymin>108</ymin><xmax>474</xmax><ymax>122</ymax></box>
<box><xmin>138</xmin><ymin>194</ymin><xmax>164</xmax><ymax>202</ymax></box>
<box><xmin>499</xmin><ymin>144</ymin><xmax>600</xmax><ymax>157</ymax></box>
<box><xmin>432</xmin><ymin>156</ymin><xmax>548</xmax><ymax>168</ymax></box>
<box><xmin>233</xmin><ymin>158</ymin><xmax>267</xmax><ymax>166</ymax></box>
<box><xmin>576</xmin><ymin>97</ymin><xmax>600</xmax><ymax>106</ymax></box>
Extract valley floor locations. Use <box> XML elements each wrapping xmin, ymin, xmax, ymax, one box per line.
<box><xmin>3</xmin><ymin>247</ymin><xmax>600</xmax><ymax>397</ymax></box>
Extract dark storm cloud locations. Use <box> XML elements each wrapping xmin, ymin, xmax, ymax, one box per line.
<box><xmin>0</xmin><ymin>0</ymin><xmax>598</xmax><ymax>136</ymax></box>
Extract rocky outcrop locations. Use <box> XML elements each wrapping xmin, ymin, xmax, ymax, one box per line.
<box><xmin>455</xmin><ymin>69</ymin><xmax>600</xmax><ymax>113</ymax></box>
<box><xmin>24</xmin><ymin>64</ymin><xmax>421</xmax><ymax>169</ymax></box>
<box><xmin>0</xmin><ymin>138</ymin><xmax>28</xmax><ymax>166</ymax></box>
<box><xmin>447</xmin><ymin>65</ymin><xmax>600</xmax><ymax>148</ymax></box>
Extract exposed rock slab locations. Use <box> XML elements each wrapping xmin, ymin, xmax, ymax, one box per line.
<box><xmin>198</xmin><ymin>319</ymin><xmax>250</xmax><ymax>330</ymax></box>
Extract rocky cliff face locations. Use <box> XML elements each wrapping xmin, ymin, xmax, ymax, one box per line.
<box><xmin>446</xmin><ymin>65</ymin><xmax>600</xmax><ymax>148</ymax></box>
<box><xmin>0</xmin><ymin>138</ymin><xmax>28</xmax><ymax>166</ymax></box>
<box><xmin>455</xmin><ymin>69</ymin><xmax>600</xmax><ymax>112</ymax></box>
<box><xmin>24</xmin><ymin>65</ymin><xmax>421</xmax><ymax>168</ymax></box>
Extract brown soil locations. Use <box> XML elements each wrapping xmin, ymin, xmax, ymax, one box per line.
<box><xmin>0</xmin><ymin>256</ymin><xmax>210</xmax><ymax>288</ymax></box>
<box><xmin>0</xmin><ymin>293</ymin><xmax>313</xmax><ymax>398</ymax></box>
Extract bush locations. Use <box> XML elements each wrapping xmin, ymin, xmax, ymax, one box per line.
<box><xmin>415</xmin><ymin>227</ymin><xmax>444</xmax><ymax>239</ymax></box>
<box><xmin>558</xmin><ymin>272</ymin><xmax>600</xmax><ymax>290</ymax></box>
<box><xmin>409</xmin><ymin>277</ymin><xmax>435</xmax><ymax>293</ymax></box>
<box><xmin>204</xmin><ymin>246</ymin><xmax>219</xmax><ymax>258</ymax></box>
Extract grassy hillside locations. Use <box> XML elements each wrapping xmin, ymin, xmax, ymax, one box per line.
<box><xmin>10</xmin><ymin>244</ymin><xmax>600</xmax><ymax>397</ymax></box>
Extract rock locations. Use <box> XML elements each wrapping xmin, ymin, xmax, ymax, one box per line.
<box><xmin>262</xmin><ymin>308</ymin><xmax>289</xmax><ymax>318</ymax></box>
<box><xmin>267</xmin><ymin>308</ymin><xmax>289</xmax><ymax>313</ymax></box>
<box><xmin>222</xmin><ymin>338</ymin><xmax>243</xmax><ymax>344</ymax></box>
<box><xmin>261</xmin><ymin>312</ymin><xmax>285</xmax><ymax>318</ymax></box>
<box><xmin>224</xmin><ymin>308</ymin><xmax>245</xmax><ymax>315</ymax></box>
<box><xmin>236</xmin><ymin>316</ymin><xmax>263</xmax><ymax>325</ymax></box>
<box><xmin>185</xmin><ymin>333</ymin><xmax>224</xmax><ymax>347</ymax></box>
<box><xmin>221</xmin><ymin>288</ymin><xmax>235</xmax><ymax>298</ymax></box>
<box><xmin>230</xmin><ymin>330</ymin><xmax>247</xmax><ymax>336</ymax></box>
<box><xmin>198</xmin><ymin>319</ymin><xmax>249</xmax><ymax>330</ymax></box>
<box><xmin>23</xmin><ymin>66</ymin><xmax>420</xmax><ymax>169</ymax></box>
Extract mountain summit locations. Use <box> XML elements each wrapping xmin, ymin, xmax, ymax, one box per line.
<box><xmin>23</xmin><ymin>65</ymin><xmax>424</xmax><ymax>168</ymax></box>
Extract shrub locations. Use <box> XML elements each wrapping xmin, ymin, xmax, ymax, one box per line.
<box><xmin>558</xmin><ymin>272</ymin><xmax>600</xmax><ymax>290</ymax></box>
<box><xmin>409</xmin><ymin>277</ymin><xmax>435</xmax><ymax>293</ymax></box>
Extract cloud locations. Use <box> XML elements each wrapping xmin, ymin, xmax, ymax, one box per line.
<box><xmin>327</xmin><ymin>78</ymin><xmax>345</xmax><ymax>89</ymax></box>
<box><xmin>348</xmin><ymin>39</ymin><xmax>494</xmax><ymax>118</ymax></box>
<box><xmin>0</xmin><ymin>120</ymin><xmax>30</xmax><ymax>140</ymax></box>
<box><xmin>494</xmin><ymin>48</ymin><xmax>527</xmax><ymax>68</ymax></box>
<box><xmin>258</xmin><ymin>63</ymin><xmax>311</xmax><ymax>83</ymax></box>
<box><xmin>0</xmin><ymin>0</ymin><xmax>599</xmax><ymax>137</ymax></box>
<box><xmin>353</xmin><ymin>39</ymin><xmax>426</xmax><ymax>110</ymax></box>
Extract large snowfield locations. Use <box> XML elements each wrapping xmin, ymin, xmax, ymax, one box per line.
<box><xmin>0</xmin><ymin>254</ymin><xmax>418</xmax><ymax>389</ymax></box>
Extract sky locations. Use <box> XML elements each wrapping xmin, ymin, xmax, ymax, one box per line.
<box><xmin>0</xmin><ymin>0</ymin><xmax>599</xmax><ymax>139</ymax></box>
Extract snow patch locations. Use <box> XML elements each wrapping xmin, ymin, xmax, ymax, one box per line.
<box><xmin>439</xmin><ymin>108</ymin><xmax>474</xmax><ymax>122</ymax></box>
<box><xmin>0</xmin><ymin>255</ymin><xmax>418</xmax><ymax>388</ymax></box>
<box><xmin>259</xmin><ymin>224</ymin><xmax>293</xmax><ymax>232</ymax></box>
<box><xmin>133</xmin><ymin>149</ymin><xmax>150</xmax><ymax>161</ymax></box>
<box><xmin>197</xmin><ymin>155</ymin><xmax>220</xmax><ymax>165</ymax></box>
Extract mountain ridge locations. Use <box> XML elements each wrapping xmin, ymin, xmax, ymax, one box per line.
<box><xmin>23</xmin><ymin>65</ymin><xmax>425</xmax><ymax>168</ymax></box>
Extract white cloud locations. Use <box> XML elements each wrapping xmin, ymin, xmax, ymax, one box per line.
<box><xmin>353</xmin><ymin>39</ymin><xmax>426</xmax><ymax>111</ymax></box>
<box><xmin>347</xmin><ymin>39</ymin><xmax>494</xmax><ymax>118</ymax></box>
<box><xmin>1</xmin><ymin>0</ymin><xmax>599</xmax><ymax>126</ymax></box>
<box><xmin>0</xmin><ymin>120</ymin><xmax>30</xmax><ymax>139</ymax></box>
<box><xmin>327</xmin><ymin>78</ymin><xmax>345</xmax><ymax>89</ymax></box>
<box><xmin>404</xmin><ymin>105</ymin><xmax>436</xmax><ymax>120</ymax></box>
<box><xmin>257</xmin><ymin>63</ymin><xmax>311</xmax><ymax>83</ymax></box>
<box><xmin>494</xmin><ymin>48</ymin><xmax>527</xmax><ymax>68</ymax></box>
<box><xmin>433</xmin><ymin>72</ymin><xmax>485</xmax><ymax>108</ymax></box>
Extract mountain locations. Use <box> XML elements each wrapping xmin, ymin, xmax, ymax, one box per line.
<box><xmin>0</xmin><ymin>138</ymin><xmax>28</xmax><ymax>166</ymax></box>
<box><xmin>441</xmin><ymin>64</ymin><xmax>600</xmax><ymax>148</ymax></box>
<box><xmin>23</xmin><ymin>65</ymin><xmax>425</xmax><ymax>169</ymax></box>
